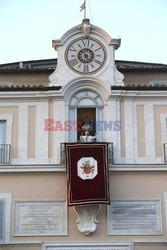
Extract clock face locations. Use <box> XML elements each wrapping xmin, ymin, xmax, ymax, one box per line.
<box><xmin>65</xmin><ymin>37</ymin><xmax>106</xmax><ymax>74</ymax></box>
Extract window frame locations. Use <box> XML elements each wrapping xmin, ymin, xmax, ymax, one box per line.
<box><xmin>0</xmin><ymin>115</ymin><xmax>13</xmax><ymax>145</ymax></box>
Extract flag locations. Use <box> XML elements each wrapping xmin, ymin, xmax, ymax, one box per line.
<box><xmin>80</xmin><ymin>1</ymin><xmax>86</xmax><ymax>12</ymax></box>
<box><xmin>65</xmin><ymin>142</ymin><xmax>110</xmax><ymax>206</ymax></box>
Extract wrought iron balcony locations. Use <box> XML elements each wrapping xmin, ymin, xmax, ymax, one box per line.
<box><xmin>164</xmin><ymin>143</ymin><xmax>167</xmax><ymax>164</ymax></box>
<box><xmin>60</xmin><ymin>142</ymin><xmax>114</xmax><ymax>164</ymax></box>
<box><xmin>0</xmin><ymin>144</ymin><xmax>11</xmax><ymax>164</ymax></box>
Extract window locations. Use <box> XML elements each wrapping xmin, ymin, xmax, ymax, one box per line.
<box><xmin>0</xmin><ymin>82</ymin><xmax>13</xmax><ymax>87</ymax></box>
<box><xmin>0</xmin><ymin>116</ymin><xmax>13</xmax><ymax>164</ymax></box>
<box><xmin>149</xmin><ymin>80</ymin><xmax>167</xmax><ymax>86</ymax></box>
<box><xmin>0</xmin><ymin>120</ymin><xmax>6</xmax><ymax>144</ymax></box>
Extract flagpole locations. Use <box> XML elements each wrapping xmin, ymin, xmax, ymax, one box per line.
<box><xmin>84</xmin><ymin>0</ymin><xmax>86</xmax><ymax>19</ymax></box>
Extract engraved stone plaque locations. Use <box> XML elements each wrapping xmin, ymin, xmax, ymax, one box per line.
<box><xmin>108</xmin><ymin>200</ymin><xmax>162</xmax><ymax>235</ymax></box>
<box><xmin>14</xmin><ymin>201</ymin><xmax>67</xmax><ymax>236</ymax></box>
<box><xmin>43</xmin><ymin>243</ymin><xmax>132</xmax><ymax>250</ymax></box>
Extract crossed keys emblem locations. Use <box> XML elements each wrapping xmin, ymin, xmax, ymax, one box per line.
<box><xmin>77</xmin><ymin>157</ymin><xmax>98</xmax><ymax>180</ymax></box>
<box><xmin>81</xmin><ymin>160</ymin><xmax>95</xmax><ymax>174</ymax></box>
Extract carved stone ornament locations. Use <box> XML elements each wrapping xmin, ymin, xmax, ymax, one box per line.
<box><xmin>74</xmin><ymin>205</ymin><xmax>101</xmax><ymax>235</ymax></box>
<box><xmin>81</xmin><ymin>18</ymin><xmax>91</xmax><ymax>37</ymax></box>
<box><xmin>114</xmin><ymin>65</ymin><xmax>124</xmax><ymax>85</ymax></box>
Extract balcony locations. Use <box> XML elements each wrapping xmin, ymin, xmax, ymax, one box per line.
<box><xmin>60</xmin><ymin>142</ymin><xmax>114</xmax><ymax>164</ymax></box>
<box><xmin>0</xmin><ymin>144</ymin><xmax>11</xmax><ymax>164</ymax></box>
<box><xmin>164</xmin><ymin>143</ymin><xmax>167</xmax><ymax>164</ymax></box>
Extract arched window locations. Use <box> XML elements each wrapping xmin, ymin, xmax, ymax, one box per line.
<box><xmin>68</xmin><ymin>90</ymin><xmax>104</xmax><ymax>142</ymax></box>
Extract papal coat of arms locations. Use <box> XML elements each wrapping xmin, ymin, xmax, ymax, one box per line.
<box><xmin>77</xmin><ymin>157</ymin><xmax>98</xmax><ymax>180</ymax></box>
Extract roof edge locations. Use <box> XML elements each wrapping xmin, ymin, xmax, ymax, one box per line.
<box><xmin>0</xmin><ymin>85</ymin><xmax>62</xmax><ymax>92</ymax></box>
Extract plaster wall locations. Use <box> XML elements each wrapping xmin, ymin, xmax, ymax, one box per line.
<box><xmin>0</xmin><ymin>246</ymin><xmax>40</xmax><ymax>250</ymax></box>
<box><xmin>119</xmin><ymin>100</ymin><xmax>167</xmax><ymax>163</ymax></box>
<box><xmin>0</xmin><ymin>172</ymin><xmax>166</xmax><ymax>244</ymax></box>
<box><xmin>0</xmin><ymin>99</ymin><xmax>167</xmax><ymax>164</ymax></box>
<box><xmin>28</xmin><ymin>106</ymin><xmax>36</xmax><ymax>158</ymax></box>
<box><xmin>137</xmin><ymin>105</ymin><xmax>145</xmax><ymax>157</ymax></box>
<box><xmin>124</xmin><ymin>72</ymin><xmax>167</xmax><ymax>85</ymax></box>
<box><xmin>154</xmin><ymin>105</ymin><xmax>167</xmax><ymax>157</ymax></box>
<box><xmin>0</xmin><ymin>73</ymin><xmax>49</xmax><ymax>86</ymax></box>
<box><xmin>134</xmin><ymin>245</ymin><xmax>167</xmax><ymax>250</ymax></box>
<box><xmin>0</xmin><ymin>71</ymin><xmax>167</xmax><ymax>87</ymax></box>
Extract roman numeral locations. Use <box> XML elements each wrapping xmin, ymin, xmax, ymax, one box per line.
<box><xmin>94</xmin><ymin>47</ymin><xmax>101</xmax><ymax>52</ymax></box>
<box><xmin>69</xmin><ymin>46</ymin><xmax>77</xmax><ymax>52</ymax></box>
<box><xmin>69</xmin><ymin>58</ymin><xmax>79</xmax><ymax>67</ymax></box>
<box><xmin>94</xmin><ymin>59</ymin><xmax>102</xmax><ymax>65</ymax></box>
<box><xmin>82</xmin><ymin>39</ymin><xmax>90</xmax><ymax>48</ymax></box>
<box><xmin>83</xmin><ymin>65</ymin><xmax>89</xmax><ymax>73</ymax></box>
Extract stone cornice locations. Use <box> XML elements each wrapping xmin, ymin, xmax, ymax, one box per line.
<box><xmin>0</xmin><ymin>164</ymin><xmax>167</xmax><ymax>173</ymax></box>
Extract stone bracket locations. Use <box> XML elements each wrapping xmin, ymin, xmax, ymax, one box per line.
<box><xmin>74</xmin><ymin>205</ymin><xmax>101</xmax><ymax>235</ymax></box>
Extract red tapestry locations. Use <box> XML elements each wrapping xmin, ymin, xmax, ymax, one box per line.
<box><xmin>65</xmin><ymin>143</ymin><xmax>110</xmax><ymax>206</ymax></box>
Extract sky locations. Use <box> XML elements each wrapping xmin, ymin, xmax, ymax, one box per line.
<box><xmin>0</xmin><ymin>0</ymin><xmax>167</xmax><ymax>65</ymax></box>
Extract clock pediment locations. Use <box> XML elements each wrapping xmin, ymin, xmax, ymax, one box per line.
<box><xmin>52</xmin><ymin>19</ymin><xmax>113</xmax><ymax>48</ymax></box>
<box><xmin>65</xmin><ymin>37</ymin><xmax>107</xmax><ymax>75</ymax></box>
<box><xmin>49</xmin><ymin>19</ymin><xmax>124</xmax><ymax>87</ymax></box>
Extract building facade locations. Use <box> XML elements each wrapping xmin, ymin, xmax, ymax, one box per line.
<box><xmin>0</xmin><ymin>19</ymin><xmax>167</xmax><ymax>250</ymax></box>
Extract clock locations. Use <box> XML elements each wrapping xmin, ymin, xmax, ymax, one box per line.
<box><xmin>65</xmin><ymin>37</ymin><xmax>106</xmax><ymax>74</ymax></box>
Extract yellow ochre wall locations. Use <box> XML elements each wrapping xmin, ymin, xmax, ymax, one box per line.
<box><xmin>0</xmin><ymin>172</ymin><xmax>166</xmax><ymax>243</ymax></box>
<box><xmin>1</xmin><ymin>71</ymin><xmax>167</xmax><ymax>87</ymax></box>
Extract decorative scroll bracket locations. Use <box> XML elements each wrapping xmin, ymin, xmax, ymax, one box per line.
<box><xmin>74</xmin><ymin>205</ymin><xmax>101</xmax><ymax>235</ymax></box>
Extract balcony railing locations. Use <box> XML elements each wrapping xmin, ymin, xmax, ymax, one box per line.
<box><xmin>60</xmin><ymin>142</ymin><xmax>114</xmax><ymax>164</ymax></box>
<box><xmin>0</xmin><ymin>144</ymin><xmax>11</xmax><ymax>164</ymax></box>
<box><xmin>164</xmin><ymin>143</ymin><xmax>167</xmax><ymax>164</ymax></box>
<box><xmin>60</xmin><ymin>143</ymin><xmax>65</xmax><ymax>163</ymax></box>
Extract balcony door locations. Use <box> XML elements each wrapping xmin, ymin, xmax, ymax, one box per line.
<box><xmin>77</xmin><ymin>108</ymin><xmax>96</xmax><ymax>141</ymax></box>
